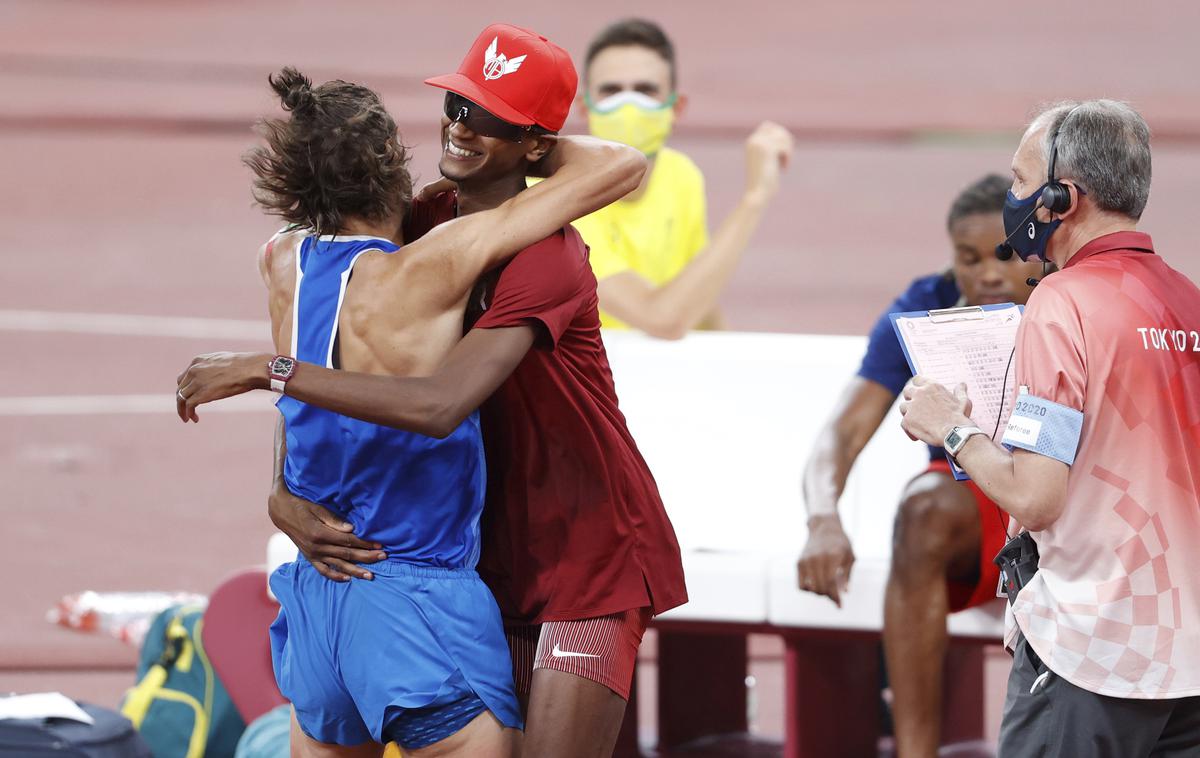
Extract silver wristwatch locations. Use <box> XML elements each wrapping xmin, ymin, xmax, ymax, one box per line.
<box><xmin>944</xmin><ymin>425</ymin><xmax>985</xmax><ymax>458</ymax></box>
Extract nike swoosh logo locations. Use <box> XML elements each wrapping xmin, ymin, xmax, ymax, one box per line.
<box><xmin>551</xmin><ymin>643</ymin><xmax>601</xmax><ymax>659</ymax></box>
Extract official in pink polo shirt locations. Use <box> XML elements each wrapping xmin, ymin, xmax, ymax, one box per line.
<box><xmin>901</xmin><ymin>99</ymin><xmax>1200</xmax><ymax>756</ymax></box>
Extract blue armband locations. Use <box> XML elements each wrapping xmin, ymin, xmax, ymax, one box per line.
<box><xmin>1001</xmin><ymin>391</ymin><xmax>1084</xmax><ymax>465</ymax></box>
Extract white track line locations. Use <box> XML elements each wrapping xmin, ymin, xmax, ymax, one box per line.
<box><xmin>0</xmin><ymin>393</ymin><xmax>276</xmax><ymax>416</ymax></box>
<box><xmin>0</xmin><ymin>310</ymin><xmax>269</xmax><ymax>340</ymax></box>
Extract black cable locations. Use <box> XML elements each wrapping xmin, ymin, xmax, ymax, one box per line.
<box><xmin>992</xmin><ymin>347</ymin><xmax>1016</xmax><ymax>441</ymax></box>
<box><xmin>989</xmin><ymin>346</ymin><xmax>1017</xmax><ymax>538</ymax></box>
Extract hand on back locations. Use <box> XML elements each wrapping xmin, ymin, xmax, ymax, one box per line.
<box><xmin>268</xmin><ymin>483</ymin><xmax>387</xmax><ymax>582</ymax></box>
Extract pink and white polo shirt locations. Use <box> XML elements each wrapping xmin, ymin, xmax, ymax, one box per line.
<box><xmin>1003</xmin><ymin>231</ymin><xmax>1200</xmax><ymax>699</ymax></box>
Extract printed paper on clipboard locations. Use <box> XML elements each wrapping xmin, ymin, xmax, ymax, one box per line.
<box><xmin>888</xmin><ymin>303</ymin><xmax>1023</xmax><ymax>481</ymax></box>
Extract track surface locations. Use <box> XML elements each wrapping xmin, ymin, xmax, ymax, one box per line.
<box><xmin>2</xmin><ymin>0</ymin><xmax>1198</xmax><ymax>737</ymax></box>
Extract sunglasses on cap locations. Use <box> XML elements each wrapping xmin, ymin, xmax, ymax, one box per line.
<box><xmin>442</xmin><ymin>92</ymin><xmax>548</xmax><ymax>142</ymax></box>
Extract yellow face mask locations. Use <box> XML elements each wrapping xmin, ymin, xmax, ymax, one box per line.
<box><xmin>586</xmin><ymin>91</ymin><xmax>676</xmax><ymax>157</ymax></box>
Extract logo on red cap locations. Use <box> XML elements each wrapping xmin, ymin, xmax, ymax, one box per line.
<box><xmin>425</xmin><ymin>23</ymin><xmax>578</xmax><ymax>133</ymax></box>
<box><xmin>483</xmin><ymin>38</ymin><xmax>526</xmax><ymax>81</ymax></box>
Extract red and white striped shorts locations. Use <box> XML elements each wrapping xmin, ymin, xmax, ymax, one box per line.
<box><xmin>505</xmin><ymin>607</ymin><xmax>650</xmax><ymax>701</ymax></box>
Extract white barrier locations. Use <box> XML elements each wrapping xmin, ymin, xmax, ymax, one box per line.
<box><xmin>601</xmin><ymin>330</ymin><xmax>1003</xmax><ymax>637</ymax></box>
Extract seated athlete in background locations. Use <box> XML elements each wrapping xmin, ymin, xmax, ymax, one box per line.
<box><xmin>185</xmin><ymin>66</ymin><xmax>644</xmax><ymax>758</ymax></box>
<box><xmin>796</xmin><ymin>174</ymin><xmax>1045</xmax><ymax>758</ymax></box>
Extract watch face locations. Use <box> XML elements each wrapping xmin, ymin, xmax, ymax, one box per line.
<box><xmin>271</xmin><ymin>357</ymin><xmax>295</xmax><ymax>377</ymax></box>
<box><xmin>946</xmin><ymin>430</ymin><xmax>963</xmax><ymax>451</ymax></box>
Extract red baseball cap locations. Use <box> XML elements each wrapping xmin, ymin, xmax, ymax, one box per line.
<box><xmin>425</xmin><ymin>23</ymin><xmax>577</xmax><ymax>132</ymax></box>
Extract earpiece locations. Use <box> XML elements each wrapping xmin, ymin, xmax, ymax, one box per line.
<box><xmin>1042</xmin><ymin>107</ymin><xmax>1080</xmax><ymax>215</ymax></box>
<box><xmin>1041</xmin><ymin>181</ymin><xmax>1072</xmax><ymax>214</ymax></box>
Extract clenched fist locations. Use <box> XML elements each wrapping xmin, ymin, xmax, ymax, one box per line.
<box><xmin>744</xmin><ymin>121</ymin><xmax>795</xmax><ymax>204</ymax></box>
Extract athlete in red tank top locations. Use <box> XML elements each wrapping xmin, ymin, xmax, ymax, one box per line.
<box><xmin>409</xmin><ymin>191</ymin><xmax>687</xmax><ymax>625</ymax></box>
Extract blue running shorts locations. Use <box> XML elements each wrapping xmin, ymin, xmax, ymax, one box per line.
<box><xmin>268</xmin><ymin>559</ymin><xmax>521</xmax><ymax>747</ymax></box>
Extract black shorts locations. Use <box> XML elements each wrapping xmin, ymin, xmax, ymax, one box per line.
<box><xmin>999</xmin><ymin>632</ymin><xmax>1200</xmax><ymax>757</ymax></box>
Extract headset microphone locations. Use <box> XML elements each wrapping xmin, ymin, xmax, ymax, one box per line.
<box><xmin>1026</xmin><ymin>260</ymin><xmax>1052</xmax><ymax>289</ymax></box>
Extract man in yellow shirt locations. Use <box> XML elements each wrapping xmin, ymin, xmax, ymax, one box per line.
<box><xmin>577</xmin><ymin>19</ymin><xmax>793</xmax><ymax>337</ymax></box>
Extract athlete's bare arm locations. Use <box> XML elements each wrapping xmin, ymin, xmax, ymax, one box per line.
<box><xmin>261</xmin><ymin>233</ymin><xmax>300</xmax><ymax>352</ymax></box>
<box><xmin>397</xmin><ymin>136</ymin><xmax>645</xmax><ymax>308</ymax></box>
<box><xmin>294</xmin><ymin>326</ymin><xmax>533</xmax><ymax>437</ymax></box>
<box><xmin>796</xmin><ymin>377</ymin><xmax>895</xmax><ymax>605</ymax></box>
<box><xmin>180</xmin><ymin>319</ymin><xmax>533</xmax><ymax>434</ymax></box>
<box><xmin>328</xmin><ymin>137</ymin><xmax>642</xmax><ymax>377</ymax></box>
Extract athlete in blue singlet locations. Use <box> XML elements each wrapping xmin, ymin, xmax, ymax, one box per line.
<box><xmin>278</xmin><ymin>233</ymin><xmax>487</xmax><ymax>569</ymax></box>
<box><xmin>269</xmin><ymin>233</ymin><xmax>509</xmax><ymax>752</ymax></box>
<box><xmin>223</xmin><ymin>68</ymin><xmax>644</xmax><ymax>757</ymax></box>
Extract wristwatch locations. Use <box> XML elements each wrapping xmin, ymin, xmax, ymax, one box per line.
<box><xmin>268</xmin><ymin>355</ymin><xmax>297</xmax><ymax>394</ymax></box>
<box><xmin>944</xmin><ymin>425</ymin><xmax>985</xmax><ymax>458</ymax></box>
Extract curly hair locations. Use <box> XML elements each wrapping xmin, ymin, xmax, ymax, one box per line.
<box><xmin>243</xmin><ymin>67</ymin><xmax>412</xmax><ymax>238</ymax></box>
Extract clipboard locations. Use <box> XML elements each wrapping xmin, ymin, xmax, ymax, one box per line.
<box><xmin>888</xmin><ymin>303</ymin><xmax>1023</xmax><ymax>481</ymax></box>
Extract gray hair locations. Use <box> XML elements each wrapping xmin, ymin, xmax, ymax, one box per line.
<box><xmin>1031</xmin><ymin>99</ymin><xmax>1152</xmax><ymax>220</ymax></box>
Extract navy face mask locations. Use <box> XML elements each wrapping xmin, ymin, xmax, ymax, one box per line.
<box><xmin>1002</xmin><ymin>184</ymin><xmax>1060</xmax><ymax>262</ymax></box>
